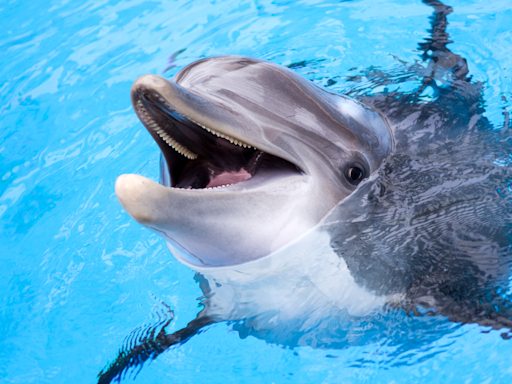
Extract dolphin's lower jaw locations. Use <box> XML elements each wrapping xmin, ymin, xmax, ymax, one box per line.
<box><xmin>115</xmin><ymin>170</ymin><xmax>316</xmax><ymax>266</ymax></box>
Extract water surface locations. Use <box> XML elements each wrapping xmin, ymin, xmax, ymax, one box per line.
<box><xmin>1</xmin><ymin>0</ymin><xmax>512</xmax><ymax>383</ymax></box>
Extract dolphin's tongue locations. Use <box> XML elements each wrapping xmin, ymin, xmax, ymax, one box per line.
<box><xmin>175</xmin><ymin>150</ymin><xmax>264</xmax><ymax>189</ymax></box>
<box><xmin>206</xmin><ymin>169</ymin><xmax>252</xmax><ymax>188</ymax></box>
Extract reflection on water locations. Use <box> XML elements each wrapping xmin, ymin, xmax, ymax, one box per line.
<box><xmin>1</xmin><ymin>0</ymin><xmax>512</xmax><ymax>383</ymax></box>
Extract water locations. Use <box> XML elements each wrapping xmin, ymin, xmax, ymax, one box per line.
<box><xmin>1</xmin><ymin>0</ymin><xmax>512</xmax><ymax>383</ymax></box>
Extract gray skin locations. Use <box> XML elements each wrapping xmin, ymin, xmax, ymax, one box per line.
<box><xmin>99</xmin><ymin>1</ymin><xmax>512</xmax><ymax>383</ymax></box>
<box><xmin>115</xmin><ymin>56</ymin><xmax>392</xmax><ymax>267</ymax></box>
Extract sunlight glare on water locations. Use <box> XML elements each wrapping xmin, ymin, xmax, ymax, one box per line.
<box><xmin>1</xmin><ymin>0</ymin><xmax>512</xmax><ymax>383</ymax></box>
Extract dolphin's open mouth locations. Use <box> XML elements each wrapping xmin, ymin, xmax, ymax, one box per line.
<box><xmin>133</xmin><ymin>88</ymin><xmax>302</xmax><ymax>190</ymax></box>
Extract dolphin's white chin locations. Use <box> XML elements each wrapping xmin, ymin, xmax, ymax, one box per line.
<box><xmin>169</xmin><ymin>228</ymin><xmax>387</xmax><ymax>327</ymax></box>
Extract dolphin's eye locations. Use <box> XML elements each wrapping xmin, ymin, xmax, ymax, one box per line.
<box><xmin>346</xmin><ymin>167</ymin><xmax>364</xmax><ymax>184</ymax></box>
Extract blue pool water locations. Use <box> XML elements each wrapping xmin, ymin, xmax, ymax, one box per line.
<box><xmin>2</xmin><ymin>0</ymin><xmax>512</xmax><ymax>383</ymax></box>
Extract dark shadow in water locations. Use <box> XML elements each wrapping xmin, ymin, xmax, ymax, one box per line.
<box><xmin>97</xmin><ymin>1</ymin><xmax>512</xmax><ymax>382</ymax></box>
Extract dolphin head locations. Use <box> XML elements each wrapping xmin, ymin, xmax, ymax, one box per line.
<box><xmin>116</xmin><ymin>56</ymin><xmax>392</xmax><ymax>267</ymax></box>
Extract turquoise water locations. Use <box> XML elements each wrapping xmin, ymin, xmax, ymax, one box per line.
<box><xmin>2</xmin><ymin>0</ymin><xmax>512</xmax><ymax>383</ymax></box>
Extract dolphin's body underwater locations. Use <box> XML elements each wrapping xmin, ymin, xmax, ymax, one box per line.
<box><xmin>99</xmin><ymin>1</ymin><xmax>512</xmax><ymax>382</ymax></box>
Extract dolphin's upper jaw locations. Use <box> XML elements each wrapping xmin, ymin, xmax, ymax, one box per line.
<box><xmin>130</xmin><ymin>78</ymin><xmax>304</xmax><ymax>191</ymax></box>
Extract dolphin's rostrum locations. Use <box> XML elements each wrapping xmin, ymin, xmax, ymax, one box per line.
<box><xmin>99</xmin><ymin>1</ymin><xmax>512</xmax><ymax>383</ymax></box>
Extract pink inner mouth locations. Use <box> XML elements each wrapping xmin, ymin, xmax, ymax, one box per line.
<box><xmin>206</xmin><ymin>169</ymin><xmax>252</xmax><ymax>188</ymax></box>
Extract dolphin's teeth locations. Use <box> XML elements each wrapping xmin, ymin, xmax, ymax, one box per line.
<box><xmin>138</xmin><ymin>103</ymin><xmax>198</xmax><ymax>160</ymax></box>
<box><xmin>195</xmin><ymin>124</ymin><xmax>255</xmax><ymax>149</ymax></box>
<box><xmin>137</xmin><ymin>97</ymin><xmax>256</xmax><ymax>157</ymax></box>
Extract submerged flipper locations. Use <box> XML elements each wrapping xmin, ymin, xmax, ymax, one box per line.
<box><xmin>347</xmin><ymin>0</ymin><xmax>479</xmax><ymax>109</ymax></box>
<box><xmin>97</xmin><ymin>314</ymin><xmax>216</xmax><ymax>384</ymax></box>
<box><xmin>419</xmin><ymin>0</ymin><xmax>469</xmax><ymax>82</ymax></box>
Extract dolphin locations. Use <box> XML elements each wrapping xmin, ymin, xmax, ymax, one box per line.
<box><xmin>99</xmin><ymin>0</ymin><xmax>512</xmax><ymax>383</ymax></box>
<box><xmin>115</xmin><ymin>55</ymin><xmax>392</xmax><ymax>267</ymax></box>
